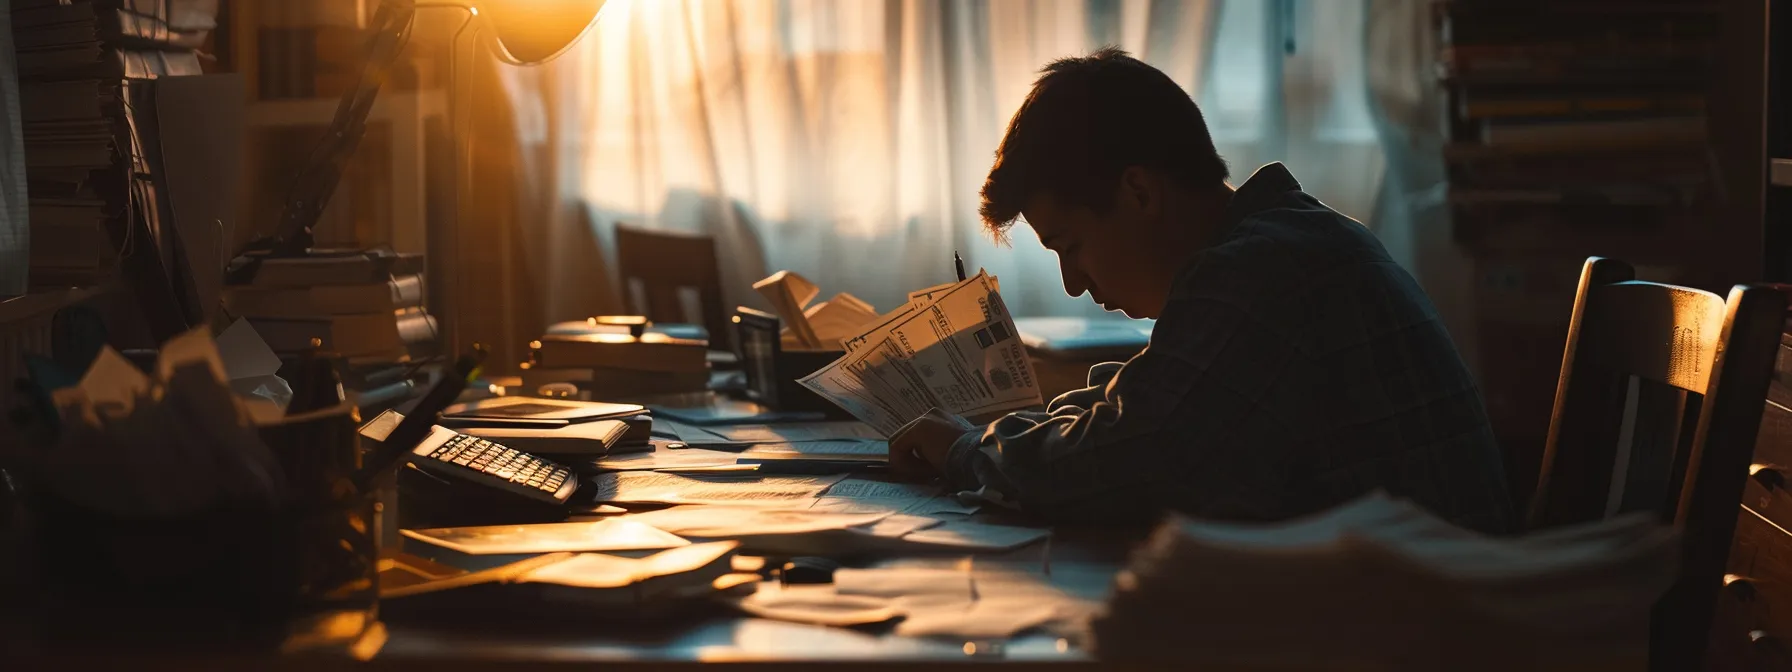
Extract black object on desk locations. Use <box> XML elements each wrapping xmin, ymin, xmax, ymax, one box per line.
<box><xmin>357</xmin><ymin>346</ymin><xmax>487</xmax><ymax>490</ymax></box>
<box><xmin>779</xmin><ymin>557</ymin><xmax>840</xmax><ymax>585</ymax></box>
<box><xmin>731</xmin><ymin>306</ymin><xmax>852</xmax><ymax>419</ymax></box>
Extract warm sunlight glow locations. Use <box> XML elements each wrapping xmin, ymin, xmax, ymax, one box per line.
<box><xmin>481</xmin><ymin>0</ymin><xmax>608</xmax><ymax>65</ymax></box>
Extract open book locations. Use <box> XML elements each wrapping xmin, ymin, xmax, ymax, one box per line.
<box><xmin>793</xmin><ymin>270</ymin><xmax>1043</xmax><ymax>436</ymax></box>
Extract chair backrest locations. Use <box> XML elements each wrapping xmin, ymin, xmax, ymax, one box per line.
<box><xmin>613</xmin><ymin>224</ymin><xmax>731</xmax><ymax>350</ymax></box>
<box><xmin>1527</xmin><ymin>256</ymin><xmax>1786</xmax><ymax>671</ymax></box>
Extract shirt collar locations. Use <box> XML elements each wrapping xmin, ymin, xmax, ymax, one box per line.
<box><xmin>1223</xmin><ymin>162</ymin><xmax>1303</xmax><ymax>226</ymax></box>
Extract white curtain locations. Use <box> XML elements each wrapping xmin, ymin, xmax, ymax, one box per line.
<box><xmin>498</xmin><ymin>0</ymin><xmax>1385</xmax><ymax>321</ymax></box>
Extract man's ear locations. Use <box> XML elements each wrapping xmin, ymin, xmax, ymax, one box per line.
<box><xmin>1118</xmin><ymin>166</ymin><xmax>1161</xmax><ymax>219</ymax></box>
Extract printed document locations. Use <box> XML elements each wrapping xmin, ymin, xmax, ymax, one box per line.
<box><xmin>589</xmin><ymin>471</ymin><xmax>845</xmax><ymax>505</ymax></box>
<box><xmin>799</xmin><ymin>271</ymin><xmax>1041</xmax><ymax>436</ymax></box>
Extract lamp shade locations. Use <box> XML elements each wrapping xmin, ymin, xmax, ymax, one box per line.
<box><xmin>478</xmin><ymin>0</ymin><xmax>608</xmax><ymax>65</ymax></box>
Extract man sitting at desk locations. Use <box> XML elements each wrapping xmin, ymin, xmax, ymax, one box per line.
<box><xmin>890</xmin><ymin>47</ymin><xmax>1513</xmax><ymax>533</ymax></box>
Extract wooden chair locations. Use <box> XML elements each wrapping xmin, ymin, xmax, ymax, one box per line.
<box><xmin>613</xmin><ymin>224</ymin><xmax>732</xmax><ymax>351</ymax></box>
<box><xmin>1526</xmin><ymin>257</ymin><xmax>1787</xmax><ymax>671</ymax></box>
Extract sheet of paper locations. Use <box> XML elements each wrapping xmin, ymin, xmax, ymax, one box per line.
<box><xmin>796</xmin><ymin>358</ymin><xmax>912</xmax><ymax>436</ymax></box>
<box><xmin>907</xmin><ymin>282</ymin><xmax>956</xmax><ymax>308</ymax></box>
<box><xmin>216</xmin><ymin>318</ymin><xmax>283</xmax><ymax>380</ymax></box>
<box><xmin>753</xmin><ymin>271</ymin><xmax>823</xmax><ymax>349</ymax></box>
<box><xmin>895</xmin><ymin>598</ymin><xmax>1066</xmax><ymax>639</ymax></box>
<box><xmin>900</xmin><ymin>520</ymin><xmax>1049</xmax><ymax>550</ymax></box>
<box><xmin>880</xmin><ymin>272</ymin><xmax>1040</xmax><ymax>416</ymax></box>
<box><xmin>520</xmin><ymin>541</ymin><xmax>739</xmax><ymax>589</ymax></box>
<box><xmin>698</xmin><ymin>421</ymin><xmax>885</xmax><ymax>444</ymax></box>
<box><xmin>739</xmin><ymin>440</ymin><xmax>888</xmax><ymax>458</ymax></box>
<box><xmin>736</xmin><ymin>584</ymin><xmax>904</xmax><ymax>627</ymax></box>
<box><xmin>807</xmin><ymin>478</ymin><xmax>981</xmax><ymax>515</ymax></box>
<box><xmin>590</xmin><ymin>447</ymin><xmax>741</xmax><ymax>472</ymax></box>
<box><xmin>859</xmin><ymin>513</ymin><xmax>944</xmax><ymax>538</ymax></box>
<box><xmin>620</xmin><ymin>504</ymin><xmax>889</xmax><ymax>537</ymax></box>
<box><xmin>832</xmin><ymin>564</ymin><xmax>1093</xmax><ymax>638</ymax></box>
<box><xmin>590</xmin><ymin>471</ymin><xmax>846</xmax><ymax>505</ymax></box>
<box><xmin>399</xmin><ymin>519</ymin><xmax>690</xmax><ymax>555</ymax></box>
<box><xmin>802</xmin><ymin>272</ymin><xmax>1042</xmax><ymax>432</ymax></box>
<box><xmin>652</xmin><ymin>418</ymin><xmax>734</xmax><ymax>444</ymax></box>
<box><xmin>841</xmin><ymin>303</ymin><xmax>919</xmax><ymax>352</ymax></box>
<box><xmin>840</xmin><ymin>337</ymin><xmax>936</xmax><ymax>421</ymax></box>
<box><xmin>804</xmin><ymin>293</ymin><xmax>879</xmax><ymax>343</ymax></box>
<box><xmin>834</xmin><ymin>304</ymin><xmax>939</xmax><ymax>421</ymax></box>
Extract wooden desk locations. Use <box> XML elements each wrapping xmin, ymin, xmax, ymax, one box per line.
<box><xmin>0</xmin><ymin>392</ymin><xmax>1147</xmax><ymax>665</ymax></box>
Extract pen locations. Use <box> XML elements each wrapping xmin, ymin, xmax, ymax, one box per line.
<box><xmin>954</xmin><ymin>250</ymin><xmax>967</xmax><ymax>281</ymax></box>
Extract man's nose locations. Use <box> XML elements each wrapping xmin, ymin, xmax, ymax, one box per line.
<box><xmin>1059</xmin><ymin>256</ymin><xmax>1089</xmax><ymax>298</ymax></box>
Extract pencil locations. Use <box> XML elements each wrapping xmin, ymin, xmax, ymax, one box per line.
<box><xmin>954</xmin><ymin>251</ymin><xmax>967</xmax><ymax>281</ymax></box>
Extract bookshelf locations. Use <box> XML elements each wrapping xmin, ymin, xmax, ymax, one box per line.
<box><xmin>1765</xmin><ymin>1</ymin><xmax>1792</xmax><ymax>282</ymax></box>
<box><xmin>1432</xmin><ymin>0</ymin><xmax>1762</xmax><ymax>502</ymax></box>
<box><xmin>241</xmin><ymin>91</ymin><xmax>447</xmax><ymax>255</ymax></box>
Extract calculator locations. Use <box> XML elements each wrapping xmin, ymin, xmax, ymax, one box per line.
<box><xmin>411</xmin><ymin>427</ymin><xmax>580</xmax><ymax>505</ymax></box>
<box><xmin>362</xmin><ymin>409</ymin><xmax>580</xmax><ymax>506</ymax></box>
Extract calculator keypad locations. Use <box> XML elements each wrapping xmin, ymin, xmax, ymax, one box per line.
<box><xmin>427</xmin><ymin>433</ymin><xmax>573</xmax><ymax>495</ymax></box>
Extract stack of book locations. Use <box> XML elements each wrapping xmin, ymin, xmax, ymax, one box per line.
<box><xmin>11</xmin><ymin>0</ymin><xmax>210</xmax><ymax>290</ymax></box>
<box><xmin>1437</xmin><ymin>3</ymin><xmax>1718</xmax><ymax>212</ymax></box>
<box><xmin>224</xmin><ymin>250</ymin><xmax>436</xmax><ymax>358</ymax></box>
<box><xmin>518</xmin><ymin>318</ymin><xmax>711</xmax><ymax>399</ymax></box>
<box><xmin>1434</xmin><ymin>1</ymin><xmax>1725</xmax><ymax>466</ymax></box>
<box><xmin>223</xmin><ymin>249</ymin><xmax>439</xmax><ymax>413</ymax></box>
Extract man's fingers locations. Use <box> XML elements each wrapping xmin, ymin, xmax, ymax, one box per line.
<box><xmin>885</xmin><ymin>427</ymin><xmax>936</xmax><ymax>481</ymax></box>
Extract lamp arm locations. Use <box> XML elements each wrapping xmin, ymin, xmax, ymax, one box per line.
<box><xmin>228</xmin><ymin>0</ymin><xmax>419</xmax><ymax>279</ymax></box>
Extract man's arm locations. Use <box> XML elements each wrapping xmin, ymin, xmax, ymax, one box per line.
<box><xmin>941</xmin><ymin>297</ymin><xmax>1294</xmax><ymax>524</ymax></box>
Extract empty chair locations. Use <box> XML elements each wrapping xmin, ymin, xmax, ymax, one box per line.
<box><xmin>1526</xmin><ymin>256</ymin><xmax>1786</xmax><ymax>671</ymax></box>
<box><xmin>613</xmin><ymin>224</ymin><xmax>732</xmax><ymax>352</ymax></box>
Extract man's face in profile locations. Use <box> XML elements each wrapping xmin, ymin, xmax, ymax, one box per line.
<box><xmin>1022</xmin><ymin>189</ymin><xmax>1165</xmax><ymax>320</ymax></box>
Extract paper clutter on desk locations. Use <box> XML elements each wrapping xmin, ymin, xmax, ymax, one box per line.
<box><xmin>381</xmin><ymin>541</ymin><xmax>749</xmax><ymax>615</ymax></box>
<box><xmin>22</xmin><ymin>327</ymin><xmax>289</xmax><ymax>518</ymax></box>
<box><xmin>401</xmin><ymin>518</ymin><xmax>692</xmax><ymax>555</ymax></box>
<box><xmin>752</xmin><ymin>270</ymin><xmax>880</xmax><ymax>351</ymax></box>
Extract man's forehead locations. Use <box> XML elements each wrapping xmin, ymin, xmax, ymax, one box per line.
<box><xmin>1020</xmin><ymin>193</ymin><xmax>1069</xmax><ymax>239</ymax></box>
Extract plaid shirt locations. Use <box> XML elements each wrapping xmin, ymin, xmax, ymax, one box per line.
<box><xmin>945</xmin><ymin>163</ymin><xmax>1514</xmax><ymax>533</ymax></box>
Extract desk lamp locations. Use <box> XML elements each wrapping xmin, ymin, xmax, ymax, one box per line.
<box><xmin>226</xmin><ymin>0</ymin><xmax>607</xmax><ymax>282</ymax></box>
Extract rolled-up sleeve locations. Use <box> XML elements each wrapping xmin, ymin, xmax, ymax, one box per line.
<box><xmin>942</xmin><ymin>296</ymin><xmax>1293</xmax><ymax>524</ymax></box>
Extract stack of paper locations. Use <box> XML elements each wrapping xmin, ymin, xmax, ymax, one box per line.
<box><xmin>798</xmin><ymin>270</ymin><xmax>1042</xmax><ymax>436</ymax></box>
<box><xmin>1089</xmin><ymin>493</ymin><xmax>1680</xmax><ymax>669</ymax></box>
<box><xmin>738</xmin><ymin>561</ymin><xmax>1100</xmax><ymax>639</ymax></box>
<box><xmin>382</xmin><ymin>541</ymin><xmax>746</xmax><ymax>609</ymax></box>
<box><xmin>752</xmin><ymin>270</ymin><xmax>881</xmax><ymax>351</ymax></box>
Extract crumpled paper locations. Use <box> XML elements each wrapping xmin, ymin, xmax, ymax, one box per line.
<box><xmin>31</xmin><ymin>327</ymin><xmax>288</xmax><ymax>518</ymax></box>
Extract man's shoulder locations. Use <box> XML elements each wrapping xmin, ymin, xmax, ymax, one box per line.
<box><xmin>1172</xmin><ymin>194</ymin><xmax>1392</xmax><ymax>305</ymax></box>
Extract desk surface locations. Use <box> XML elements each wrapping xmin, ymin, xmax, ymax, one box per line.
<box><xmin>373</xmin><ymin>507</ymin><xmax>1143</xmax><ymax>663</ymax></box>
<box><xmin>0</xmin><ymin>391</ymin><xmax>1147</xmax><ymax>665</ymax></box>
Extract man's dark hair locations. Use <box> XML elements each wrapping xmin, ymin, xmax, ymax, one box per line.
<box><xmin>978</xmin><ymin>46</ymin><xmax>1228</xmax><ymax>241</ymax></box>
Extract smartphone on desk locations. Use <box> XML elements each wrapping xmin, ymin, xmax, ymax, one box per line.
<box><xmin>360</xmin><ymin>409</ymin><xmax>580</xmax><ymax>506</ymax></box>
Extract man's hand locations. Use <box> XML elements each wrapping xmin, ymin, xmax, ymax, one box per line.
<box><xmin>888</xmin><ymin>411</ymin><xmax>974</xmax><ymax>482</ymax></box>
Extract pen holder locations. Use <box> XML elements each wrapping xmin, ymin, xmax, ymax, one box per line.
<box><xmin>733</xmin><ymin>307</ymin><xmax>853</xmax><ymax>418</ymax></box>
